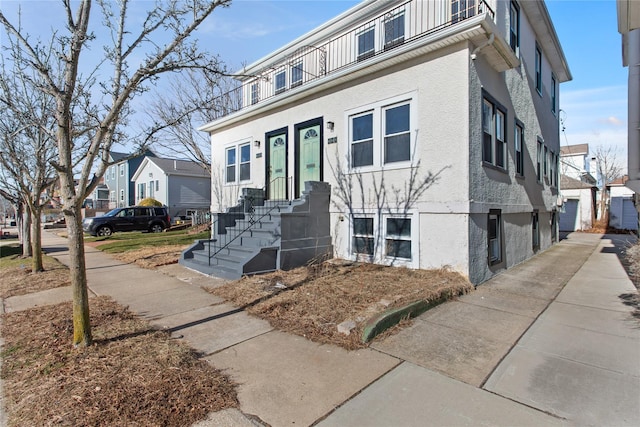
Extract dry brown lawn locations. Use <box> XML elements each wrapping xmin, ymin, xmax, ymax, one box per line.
<box><xmin>0</xmin><ymin>255</ymin><xmax>69</xmax><ymax>299</ymax></box>
<box><xmin>0</xmin><ymin>249</ymin><xmax>238</xmax><ymax>427</ymax></box>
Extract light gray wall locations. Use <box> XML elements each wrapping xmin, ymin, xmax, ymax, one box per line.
<box><xmin>167</xmin><ymin>175</ymin><xmax>211</xmax><ymax>218</ymax></box>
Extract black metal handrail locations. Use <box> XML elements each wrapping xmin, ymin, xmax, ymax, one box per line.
<box><xmin>206</xmin><ymin>177</ymin><xmax>291</xmax><ymax>265</ymax></box>
<box><xmin>207</xmin><ymin>0</ymin><xmax>494</xmax><ymax>122</ymax></box>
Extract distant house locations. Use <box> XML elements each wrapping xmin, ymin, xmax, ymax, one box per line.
<box><xmin>559</xmin><ymin>144</ymin><xmax>598</xmax><ymax>230</ymax></box>
<box><xmin>559</xmin><ymin>175</ymin><xmax>596</xmax><ymax>232</ymax></box>
<box><xmin>559</xmin><ymin>144</ymin><xmax>597</xmax><ymax>185</ymax></box>
<box><xmin>185</xmin><ymin>0</ymin><xmax>572</xmax><ymax>284</ymax></box>
<box><xmin>608</xmin><ymin>176</ymin><xmax>639</xmax><ymax>232</ymax></box>
<box><xmin>104</xmin><ymin>150</ymin><xmax>156</xmax><ymax>208</ymax></box>
<box><xmin>131</xmin><ymin>157</ymin><xmax>211</xmax><ymax>218</ymax></box>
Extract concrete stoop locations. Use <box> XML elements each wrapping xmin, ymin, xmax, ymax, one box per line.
<box><xmin>180</xmin><ymin>181</ymin><xmax>333</xmax><ymax>279</ymax></box>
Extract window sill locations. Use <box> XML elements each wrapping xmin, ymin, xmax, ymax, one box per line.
<box><xmin>349</xmin><ymin>161</ymin><xmax>415</xmax><ymax>174</ymax></box>
<box><xmin>482</xmin><ymin>161</ymin><xmax>508</xmax><ymax>174</ymax></box>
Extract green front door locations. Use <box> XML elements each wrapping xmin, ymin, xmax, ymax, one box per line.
<box><xmin>296</xmin><ymin>120</ymin><xmax>322</xmax><ymax>197</ymax></box>
<box><xmin>268</xmin><ymin>132</ymin><xmax>287</xmax><ymax>200</ymax></box>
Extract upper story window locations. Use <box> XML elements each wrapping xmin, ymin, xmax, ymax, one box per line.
<box><xmin>535</xmin><ymin>44</ymin><xmax>542</xmax><ymax>95</ymax></box>
<box><xmin>275</xmin><ymin>70</ymin><xmax>286</xmax><ymax>94</ymax></box>
<box><xmin>509</xmin><ymin>1</ymin><xmax>520</xmax><ymax>55</ymax></box>
<box><xmin>551</xmin><ymin>74</ymin><xmax>557</xmax><ymax>114</ymax></box>
<box><xmin>291</xmin><ymin>62</ymin><xmax>303</xmax><ymax>88</ymax></box>
<box><xmin>348</xmin><ymin>95</ymin><xmax>414</xmax><ymax>170</ymax></box>
<box><xmin>110</xmin><ymin>166</ymin><xmax>115</xmax><ymax>180</ymax></box>
<box><xmin>384</xmin><ymin>12</ymin><xmax>405</xmax><ymax>50</ymax></box>
<box><xmin>482</xmin><ymin>95</ymin><xmax>507</xmax><ymax>170</ymax></box>
<box><xmin>515</xmin><ymin>121</ymin><xmax>524</xmax><ymax>176</ymax></box>
<box><xmin>357</xmin><ymin>26</ymin><xmax>375</xmax><ymax>61</ymax></box>
<box><xmin>351</xmin><ymin>112</ymin><xmax>374</xmax><ymax>168</ymax></box>
<box><xmin>451</xmin><ymin>0</ymin><xmax>476</xmax><ymax>24</ymax></box>
<box><xmin>384</xmin><ymin>103</ymin><xmax>411</xmax><ymax>164</ymax></box>
<box><xmin>250</xmin><ymin>83</ymin><xmax>259</xmax><ymax>105</ymax></box>
<box><xmin>119</xmin><ymin>164</ymin><xmax>125</xmax><ymax>176</ymax></box>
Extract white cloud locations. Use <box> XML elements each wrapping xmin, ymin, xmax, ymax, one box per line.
<box><xmin>560</xmin><ymin>85</ymin><xmax>629</xmax><ymax>172</ymax></box>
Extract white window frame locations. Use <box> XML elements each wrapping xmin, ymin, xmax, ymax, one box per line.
<box><xmin>137</xmin><ymin>182</ymin><xmax>145</xmax><ymax>201</ymax></box>
<box><xmin>384</xmin><ymin>216</ymin><xmax>412</xmax><ymax>261</ymax></box>
<box><xmin>119</xmin><ymin>164</ymin><xmax>125</xmax><ymax>177</ymax></box>
<box><xmin>119</xmin><ymin>189</ymin><xmax>124</xmax><ymax>202</ymax></box>
<box><xmin>275</xmin><ymin>69</ymin><xmax>286</xmax><ymax>94</ymax></box>
<box><xmin>356</xmin><ymin>25</ymin><xmax>376</xmax><ymax>61</ymax></box>
<box><xmin>346</xmin><ymin>92</ymin><xmax>416</xmax><ymax>172</ymax></box>
<box><xmin>148</xmin><ymin>180</ymin><xmax>154</xmax><ymax>199</ymax></box>
<box><xmin>383</xmin><ymin>102</ymin><xmax>412</xmax><ymax>164</ymax></box>
<box><xmin>384</xmin><ymin>11</ymin><xmax>405</xmax><ymax>49</ymax></box>
<box><xmin>250</xmin><ymin>82</ymin><xmax>259</xmax><ymax>105</ymax></box>
<box><xmin>291</xmin><ymin>61</ymin><xmax>303</xmax><ymax>88</ymax></box>
<box><xmin>225</xmin><ymin>141</ymin><xmax>252</xmax><ymax>185</ymax></box>
<box><xmin>349</xmin><ymin>211</ymin><xmax>418</xmax><ymax>267</ymax></box>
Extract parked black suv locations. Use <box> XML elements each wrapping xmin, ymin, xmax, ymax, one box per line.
<box><xmin>82</xmin><ymin>206</ymin><xmax>171</xmax><ymax>237</ymax></box>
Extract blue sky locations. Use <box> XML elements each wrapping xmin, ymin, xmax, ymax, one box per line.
<box><xmin>1</xmin><ymin>0</ymin><xmax>628</xmax><ymax>167</ymax></box>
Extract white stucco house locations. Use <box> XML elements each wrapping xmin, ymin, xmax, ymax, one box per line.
<box><xmin>131</xmin><ymin>157</ymin><xmax>211</xmax><ymax>218</ymax></box>
<box><xmin>193</xmin><ymin>0</ymin><xmax>571</xmax><ymax>284</ymax></box>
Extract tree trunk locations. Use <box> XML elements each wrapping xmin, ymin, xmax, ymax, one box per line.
<box><xmin>21</xmin><ymin>205</ymin><xmax>33</xmax><ymax>258</ymax></box>
<box><xmin>30</xmin><ymin>206</ymin><xmax>44</xmax><ymax>272</ymax></box>
<box><xmin>65</xmin><ymin>205</ymin><xmax>92</xmax><ymax>347</ymax></box>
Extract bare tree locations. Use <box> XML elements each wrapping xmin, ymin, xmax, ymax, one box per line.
<box><xmin>0</xmin><ymin>35</ymin><xmax>59</xmax><ymax>271</ymax></box>
<box><xmin>143</xmin><ymin>69</ymin><xmax>242</xmax><ymax>173</ymax></box>
<box><xmin>0</xmin><ymin>0</ymin><xmax>230</xmax><ymax>347</ymax></box>
<box><xmin>329</xmin><ymin>152</ymin><xmax>444</xmax><ymax>265</ymax></box>
<box><xmin>593</xmin><ymin>145</ymin><xmax>624</xmax><ymax>220</ymax></box>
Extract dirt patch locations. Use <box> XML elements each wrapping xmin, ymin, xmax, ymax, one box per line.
<box><xmin>1</xmin><ymin>296</ymin><xmax>238</xmax><ymax>426</ymax></box>
<box><xmin>110</xmin><ymin>245</ymin><xmax>186</xmax><ymax>268</ymax></box>
<box><xmin>207</xmin><ymin>261</ymin><xmax>473</xmax><ymax>350</ymax></box>
<box><xmin>0</xmin><ymin>257</ymin><xmax>69</xmax><ymax>299</ymax></box>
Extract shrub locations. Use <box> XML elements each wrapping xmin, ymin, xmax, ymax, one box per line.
<box><xmin>138</xmin><ymin>198</ymin><xmax>162</xmax><ymax>207</ymax></box>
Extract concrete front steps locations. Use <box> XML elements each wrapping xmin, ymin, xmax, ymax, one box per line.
<box><xmin>180</xmin><ymin>181</ymin><xmax>333</xmax><ymax>280</ymax></box>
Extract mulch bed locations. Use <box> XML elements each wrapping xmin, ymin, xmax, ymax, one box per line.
<box><xmin>207</xmin><ymin>261</ymin><xmax>473</xmax><ymax>350</ymax></box>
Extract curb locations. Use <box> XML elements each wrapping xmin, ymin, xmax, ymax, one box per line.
<box><xmin>361</xmin><ymin>294</ymin><xmax>451</xmax><ymax>343</ymax></box>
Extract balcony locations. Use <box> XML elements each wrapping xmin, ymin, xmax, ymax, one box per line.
<box><xmin>203</xmin><ymin>0</ymin><xmax>518</xmax><ymax>127</ymax></box>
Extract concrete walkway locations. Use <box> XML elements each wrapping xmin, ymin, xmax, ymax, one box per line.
<box><xmin>1</xmin><ymin>230</ymin><xmax>639</xmax><ymax>426</ymax></box>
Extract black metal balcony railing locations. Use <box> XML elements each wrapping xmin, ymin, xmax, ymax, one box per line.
<box><xmin>207</xmin><ymin>0</ymin><xmax>494</xmax><ymax>122</ymax></box>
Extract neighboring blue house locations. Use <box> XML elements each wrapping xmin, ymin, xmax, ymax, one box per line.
<box><xmin>131</xmin><ymin>157</ymin><xmax>211</xmax><ymax>218</ymax></box>
<box><xmin>105</xmin><ymin>150</ymin><xmax>156</xmax><ymax>208</ymax></box>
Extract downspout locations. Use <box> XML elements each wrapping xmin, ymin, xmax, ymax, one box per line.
<box><xmin>470</xmin><ymin>33</ymin><xmax>495</xmax><ymax>60</ymax></box>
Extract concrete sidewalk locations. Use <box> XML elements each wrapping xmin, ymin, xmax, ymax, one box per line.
<box><xmin>2</xmin><ymin>230</ymin><xmax>639</xmax><ymax>426</ymax></box>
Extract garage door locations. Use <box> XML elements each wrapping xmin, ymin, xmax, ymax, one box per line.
<box><xmin>559</xmin><ymin>199</ymin><xmax>579</xmax><ymax>231</ymax></box>
<box><xmin>622</xmin><ymin>198</ymin><xmax>639</xmax><ymax>231</ymax></box>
